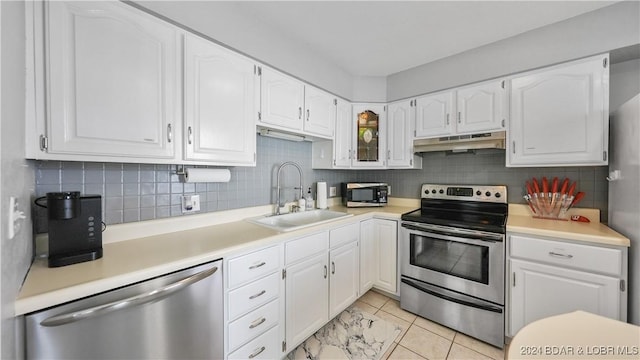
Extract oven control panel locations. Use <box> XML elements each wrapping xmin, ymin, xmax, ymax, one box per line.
<box><xmin>420</xmin><ymin>184</ymin><xmax>507</xmax><ymax>203</ymax></box>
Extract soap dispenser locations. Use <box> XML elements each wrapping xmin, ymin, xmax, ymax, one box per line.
<box><xmin>305</xmin><ymin>187</ymin><xmax>314</xmax><ymax>210</ymax></box>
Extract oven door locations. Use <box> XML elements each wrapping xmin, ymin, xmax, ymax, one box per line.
<box><xmin>400</xmin><ymin>221</ymin><xmax>504</xmax><ymax>305</ymax></box>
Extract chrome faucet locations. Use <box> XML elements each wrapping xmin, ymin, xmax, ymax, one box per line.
<box><xmin>275</xmin><ymin>161</ymin><xmax>303</xmax><ymax>215</ymax></box>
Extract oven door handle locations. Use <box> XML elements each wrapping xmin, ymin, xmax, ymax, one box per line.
<box><xmin>401</xmin><ymin>222</ymin><xmax>503</xmax><ymax>242</ymax></box>
<box><xmin>401</xmin><ymin>278</ymin><xmax>503</xmax><ymax>314</ymax></box>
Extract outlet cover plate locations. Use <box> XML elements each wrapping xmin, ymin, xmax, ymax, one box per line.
<box><xmin>182</xmin><ymin>195</ymin><xmax>201</xmax><ymax>213</ymax></box>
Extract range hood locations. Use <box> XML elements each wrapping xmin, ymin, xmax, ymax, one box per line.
<box><xmin>413</xmin><ymin>131</ymin><xmax>506</xmax><ymax>153</ymax></box>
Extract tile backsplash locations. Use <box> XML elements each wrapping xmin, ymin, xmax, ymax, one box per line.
<box><xmin>34</xmin><ymin>136</ymin><xmax>609</xmax><ymax>232</ymax></box>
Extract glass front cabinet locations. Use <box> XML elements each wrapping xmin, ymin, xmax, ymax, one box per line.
<box><xmin>351</xmin><ymin>104</ymin><xmax>387</xmax><ymax>168</ymax></box>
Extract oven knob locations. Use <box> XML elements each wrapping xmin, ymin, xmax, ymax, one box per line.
<box><xmin>485</xmin><ymin>191</ymin><xmax>491</xmax><ymax>197</ymax></box>
<box><xmin>424</xmin><ymin>189</ymin><xmax>429</xmax><ymax>195</ymax></box>
<box><xmin>439</xmin><ymin>189</ymin><xmax>444</xmax><ymax>194</ymax></box>
<box><xmin>476</xmin><ymin>190</ymin><xmax>482</xmax><ymax>196</ymax></box>
<box><xmin>431</xmin><ymin>189</ymin><xmax>437</xmax><ymax>194</ymax></box>
<box><xmin>495</xmin><ymin>192</ymin><xmax>501</xmax><ymax>198</ymax></box>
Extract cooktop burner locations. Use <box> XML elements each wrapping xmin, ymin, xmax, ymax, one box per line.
<box><xmin>402</xmin><ymin>184</ymin><xmax>508</xmax><ymax>234</ymax></box>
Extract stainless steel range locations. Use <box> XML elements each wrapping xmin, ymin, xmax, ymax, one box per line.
<box><xmin>400</xmin><ymin>184</ymin><xmax>507</xmax><ymax>348</ymax></box>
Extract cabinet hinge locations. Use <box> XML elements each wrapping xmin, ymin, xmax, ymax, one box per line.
<box><xmin>501</xmin><ymin>119</ymin><xmax>506</xmax><ymax>128</ymax></box>
<box><xmin>384</xmin><ymin>105</ymin><xmax>387</xmax><ymax>112</ymax></box>
<box><xmin>603</xmin><ymin>151</ymin><xmax>607</xmax><ymax>161</ymax></box>
<box><xmin>334</xmin><ymin>99</ymin><xmax>337</xmax><ymax>106</ymax></box>
<box><xmin>501</xmin><ymin>80</ymin><xmax>505</xmax><ymax>89</ymax></box>
<box><xmin>414</xmin><ymin>130</ymin><xmax>416</xmax><ymax>137</ymax></box>
<box><xmin>620</xmin><ymin>279</ymin><xmax>626</xmax><ymax>291</ymax></box>
<box><xmin>257</xmin><ymin>66</ymin><xmax>262</xmax><ymax>76</ymax></box>
<box><xmin>39</xmin><ymin>135</ymin><xmax>48</xmax><ymax>152</ymax></box>
<box><xmin>512</xmin><ymin>141</ymin><xmax>516</xmax><ymax>154</ymax></box>
<box><xmin>603</xmin><ymin>58</ymin><xmax>608</xmax><ymax>68</ymax></box>
<box><xmin>282</xmin><ymin>340</ymin><xmax>286</xmax><ymax>352</ymax></box>
<box><xmin>410</xmin><ymin>159</ymin><xmax>413</xmax><ymax>166</ymax></box>
<box><xmin>254</xmin><ymin>65</ymin><xmax>256</xmax><ymax>74</ymax></box>
<box><xmin>258</xmin><ymin>111</ymin><xmax>262</xmax><ymax>121</ymax></box>
<box><xmin>282</xmin><ymin>269</ymin><xmax>286</xmax><ymax>279</ymax></box>
<box><xmin>512</xmin><ymin>272</ymin><xmax>516</xmax><ymax>287</ymax></box>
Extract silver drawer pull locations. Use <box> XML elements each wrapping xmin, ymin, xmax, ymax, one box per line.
<box><xmin>549</xmin><ymin>251</ymin><xmax>573</xmax><ymax>259</ymax></box>
<box><xmin>249</xmin><ymin>262</ymin><xmax>266</xmax><ymax>270</ymax></box>
<box><xmin>248</xmin><ymin>346</ymin><xmax>266</xmax><ymax>359</ymax></box>
<box><xmin>249</xmin><ymin>290</ymin><xmax>266</xmax><ymax>300</ymax></box>
<box><xmin>249</xmin><ymin>317</ymin><xmax>266</xmax><ymax>329</ymax></box>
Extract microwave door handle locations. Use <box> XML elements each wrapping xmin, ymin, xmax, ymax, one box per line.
<box><xmin>40</xmin><ymin>265</ymin><xmax>218</xmax><ymax>327</ymax></box>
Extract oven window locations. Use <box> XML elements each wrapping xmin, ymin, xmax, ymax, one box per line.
<box><xmin>409</xmin><ymin>233</ymin><xmax>489</xmax><ymax>284</ymax></box>
<box><xmin>352</xmin><ymin>188</ymin><xmax>374</xmax><ymax>201</ymax></box>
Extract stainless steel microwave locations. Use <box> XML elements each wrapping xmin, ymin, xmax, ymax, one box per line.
<box><xmin>341</xmin><ymin>183</ymin><xmax>388</xmax><ymax>207</ymax></box>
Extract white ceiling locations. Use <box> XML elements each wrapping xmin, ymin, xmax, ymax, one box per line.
<box><xmin>232</xmin><ymin>1</ymin><xmax>618</xmax><ymax>77</ymax></box>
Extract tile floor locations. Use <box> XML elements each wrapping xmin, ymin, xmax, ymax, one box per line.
<box><xmin>349</xmin><ymin>290</ymin><xmax>506</xmax><ymax>360</ymax></box>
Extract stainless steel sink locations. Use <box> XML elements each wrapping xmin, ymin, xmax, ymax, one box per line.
<box><xmin>246</xmin><ymin>209</ymin><xmax>352</xmax><ymax>232</ymax></box>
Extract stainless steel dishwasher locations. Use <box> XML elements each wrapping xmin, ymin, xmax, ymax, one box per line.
<box><xmin>25</xmin><ymin>259</ymin><xmax>223</xmax><ymax>359</ymax></box>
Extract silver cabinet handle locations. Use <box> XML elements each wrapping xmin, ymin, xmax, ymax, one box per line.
<box><xmin>167</xmin><ymin>124</ymin><xmax>173</xmax><ymax>143</ymax></box>
<box><xmin>187</xmin><ymin>126</ymin><xmax>193</xmax><ymax>145</ymax></box>
<box><xmin>306</xmin><ymin>109</ymin><xmax>310</xmax><ymax>121</ymax></box>
<box><xmin>331</xmin><ymin>261</ymin><xmax>335</xmax><ymax>275</ymax></box>
<box><xmin>249</xmin><ymin>261</ymin><xmax>266</xmax><ymax>270</ymax></box>
<box><xmin>387</xmin><ymin>149</ymin><xmax>391</xmax><ymax>160</ymax></box>
<box><xmin>549</xmin><ymin>252</ymin><xmax>573</xmax><ymax>259</ymax></box>
<box><xmin>324</xmin><ymin>265</ymin><xmax>328</xmax><ymax>279</ymax></box>
<box><xmin>249</xmin><ymin>290</ymin><xmax>266</xmax><ymax>300</ymax></box>
<box><xmin>249</xmin><ymin>317</ymin><xmax>266</xmax><ymax>329</ymax></box>
<box><xmin>446</xmin><ymin>114</ymin><xmax>450</xmax><ymax>125</ymax></box>
<box><xmin>40</xmin><ymin>265</ymin><xmax>218</xmax><ymax>327</ymax></box>
<box><xmin>457</xmin><ymin>112</ymin><xmax>461</xmax><ymax>123</ymax></box>
<box><xmin>248</xmin><ymin>346</ymin><xmax>266</xmax><ymax>359</ymax></box>
<box><xmin>501</xmin><ymin>119</ymin><xmax>506</xmax><ymax>128</ymax></box>
<box><xmin>298</xmin><ymin>107</ymin><xmax>302</xmax><ymax>119</ymax></box>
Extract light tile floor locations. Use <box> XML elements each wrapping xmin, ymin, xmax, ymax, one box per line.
<box><xmin>349</xmin><ymin>290</ymin><xmax>506</xmax><ymax>360</ymax></box>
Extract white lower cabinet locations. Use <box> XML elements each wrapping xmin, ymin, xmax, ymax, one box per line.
<box><xmin>284</xmin><ymin>222</ymin><xmax>360</xmax><ymax>353</ymax></box>
<box><xmin>507</xmin><ymin>233</ymin><xmax>627</xmax><ymax>337</ymax></box>
<box><xmin>360</xmin><ymin>218</ymin><xmax>398</xmax><ymax>295</ymax></box>
<box><xmin>225</xmin><ymin>245</ymin><xmax>284</xmax><ymax>359</ymax></box>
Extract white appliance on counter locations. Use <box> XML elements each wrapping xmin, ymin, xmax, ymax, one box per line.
<box><xmin>609</xmin><ymin>94</ymin><xmax>640</xmax><ymax>326</ymax></box>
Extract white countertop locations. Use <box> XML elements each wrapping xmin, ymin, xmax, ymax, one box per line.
<box><xmin>16</xmin><ymin>199</ymin><xmax>629</xmax><ymax>316</ymax></box>
<box><xmin>508</xmin><ymin>311</ymin><xmax>640</xmax><ymax>359</ymax></box>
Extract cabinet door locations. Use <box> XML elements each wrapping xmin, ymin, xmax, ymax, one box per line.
<box><xmin>46</xmin><ymin>1</ymin><xmax>179</xmax><ymax>159</ymax></box>
<box><xmin>456</xmin><ymin>80</ymin><xmax>506</xmax><ymax>134</ymax></box>
<box><xmin>351</xmin><ymin>104</ymin><xmax>387</xmax><ymax>168</ymax></box>
<box><xmin>508</xmin><ymin>54</ymin><xmax>609</xmax><ymax>167</ymax></box>
<box><xmin>285</xmin><ymin>253</ymin><xmax>328</xmax><ymax>349</ymax></box>
<box><xmin>333</xmin><ymin>99</ymin><xmax>352</xmax><ymax>168</ymax></box>
<box><xmin>329</xmin><ymin>241</ymin><xmax>360</xmax><ymax>318</ymax></box>
<box><xmin>304</xmin><ymin>86</ymin><xmax>335</xmax><ymax>137</ymax></box>
<box><xmin>359</xmin><ymin>219</ymin><xmax>375</xmax><ymax>294</ymax></box>
<box><xmin>510</xmin><ymin>259</ymin><xmax>620</xmax><ymax>336</ymax></box>
<box><xmin>259</xmin><ymin>67</ymin><xmax>304</xmax><ymax>131</ymax></box>
<box><xmin>387</xmin><ymin>100</ymin><xmax>415</xmax><ymax>168</ymax></box>
<box><xmin>374</xmin><ymin>219</ymin><xmax>398</xmax><ymax>293</ymax></box>
<box><xmin>415</xmin><ymin>91</ymin><xmax>454</xmax><ymax>138</ymax></box>
<box><xmin>184</xmin><ymin>33</ymin><xmax>256</xmax><ymax>165</ymax></box>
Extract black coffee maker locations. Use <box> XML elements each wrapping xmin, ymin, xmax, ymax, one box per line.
<box><xmin>45</xmin><ymin>192</ymin><xmax>103</xmax><ymax>267</ymax></box>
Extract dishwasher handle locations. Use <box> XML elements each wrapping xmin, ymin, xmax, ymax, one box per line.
<box><xmin>40</xmin><ymin>265</ymin><xmax>219</xmax><ymax>327</ymax></box>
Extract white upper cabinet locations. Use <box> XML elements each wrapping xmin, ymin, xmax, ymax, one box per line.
<box><xmin>351</xmin><ymin>103</ymin><xmax>387</xmax><ymax>168</ymax></box>
<box><xmin>333</xmin><ymin>99</ymin><xmax>353</xmax><ymax>168</ymax></box>
<box><xmin>456</xmin><ymin>80</ymin><xmax>507</xmax><ymax>134</ymax></box>
<box><xmin>44</xmin><ymin>1</ymin><xmax>180</xmax><ymax>160</ymax></box>
<box><xmin>387</xmin><ymin>100</ymin><xmax>422</xmax><ymax>169</ymax></box>
<box><xmin>507</xmin><ymin>54</ymin><xmax>609</xmax><ymax>167</ymax></box>
<box><xmin>259</xmin><ymin>67</ymin><xmax>305</xmax><ymax>132</ymax></box>
<box><xmin>304</xmin><ymin>86</ymin><xmax>336</xmax><ymax>137</ymax></box>
<box><xmin>415</xmin><ymin>90</ymin><xmax>455</xmax><ymax>138</ymax></box>
<box><xmin>184</xmin><ymin>33</ymin><xmax>256</xmax><ymax>165</ymax></box>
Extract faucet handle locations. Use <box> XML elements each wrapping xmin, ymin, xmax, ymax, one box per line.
<box><xmin>290</xmin><ymin>204</ymin><xmax>300</xmax><ymax>213</ymax></box>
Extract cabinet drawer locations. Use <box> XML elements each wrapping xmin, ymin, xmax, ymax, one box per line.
<box><xmin>285</xmin><ymin>231</ymin><xmax>328</xmax><ymax>265</ymax></box>
<box><xmin>228</xmin><ymin>299</ymin><xmax>279</xmax><ymax>352</ymax></box>
<box><xmin>228</xmin><ymin>324</ymin><xmax>280</xmax><ymax>360</ymax></box>
<box><xmin>329</xmin><ymin>222</ymin><xmax>359</xmax><ymax>249</ymax></box>
<box><xmin>228</xmin><ymin>272</ymin><xmax>280</xmax><ymax>320</ymax></box>
<box><xmin>510</xmin><ymin>235</ymin><xmax>623</xmax><ymax>276</ymax></box>
<box><xmin>228</xmin><ymin>246</ymin><xmax>280</xmax><ymax>288</ymax></box>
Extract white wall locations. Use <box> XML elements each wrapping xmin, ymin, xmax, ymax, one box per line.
<box><xmin>1</xmin><ymin>1</ymin><xmax>34</xmax><ymax>358</ymax></box>
<box><xmin>351</xmin><ymin>76</ymin><xmax>387</xmax><ymax>103</ymax></box>
<box><xmin>610</xmin><ymin>58</ymin><xmax>640</xmax><ymax>113</ymax></box>
<box><xmin>133</xmin><ymin>1</ymin><xmax>359</xmax><ymax>100</ymax></box>
<box><xmin>387</xmin><ymin>1</ymin><xmax>640</xmax><ymax>101</ymax></box>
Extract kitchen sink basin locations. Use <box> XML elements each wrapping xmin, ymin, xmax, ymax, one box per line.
<box><xmin>246</xmin><ymin>209</ymin><xmax>352</xmax><ymax>232</ymax></box>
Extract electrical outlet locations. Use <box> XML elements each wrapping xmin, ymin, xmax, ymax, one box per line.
<box><xmin>8</xmin><ymin>197</ymin><xmax>26</xmax><ymax>239</ymax></box>
<box><xmin>388</xmin><ymin>185</ymin><xmax>391</xmax><ymax>196</ymax></box>
<box><xmin>329</xmin><ymin>186</ymin><xmax>337</xmax><ymax>197</ymax></box>
<box><xmin>181</xmin><ymin>195</ymin><xmax>201</xmax><ymax>214</ymax></box>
